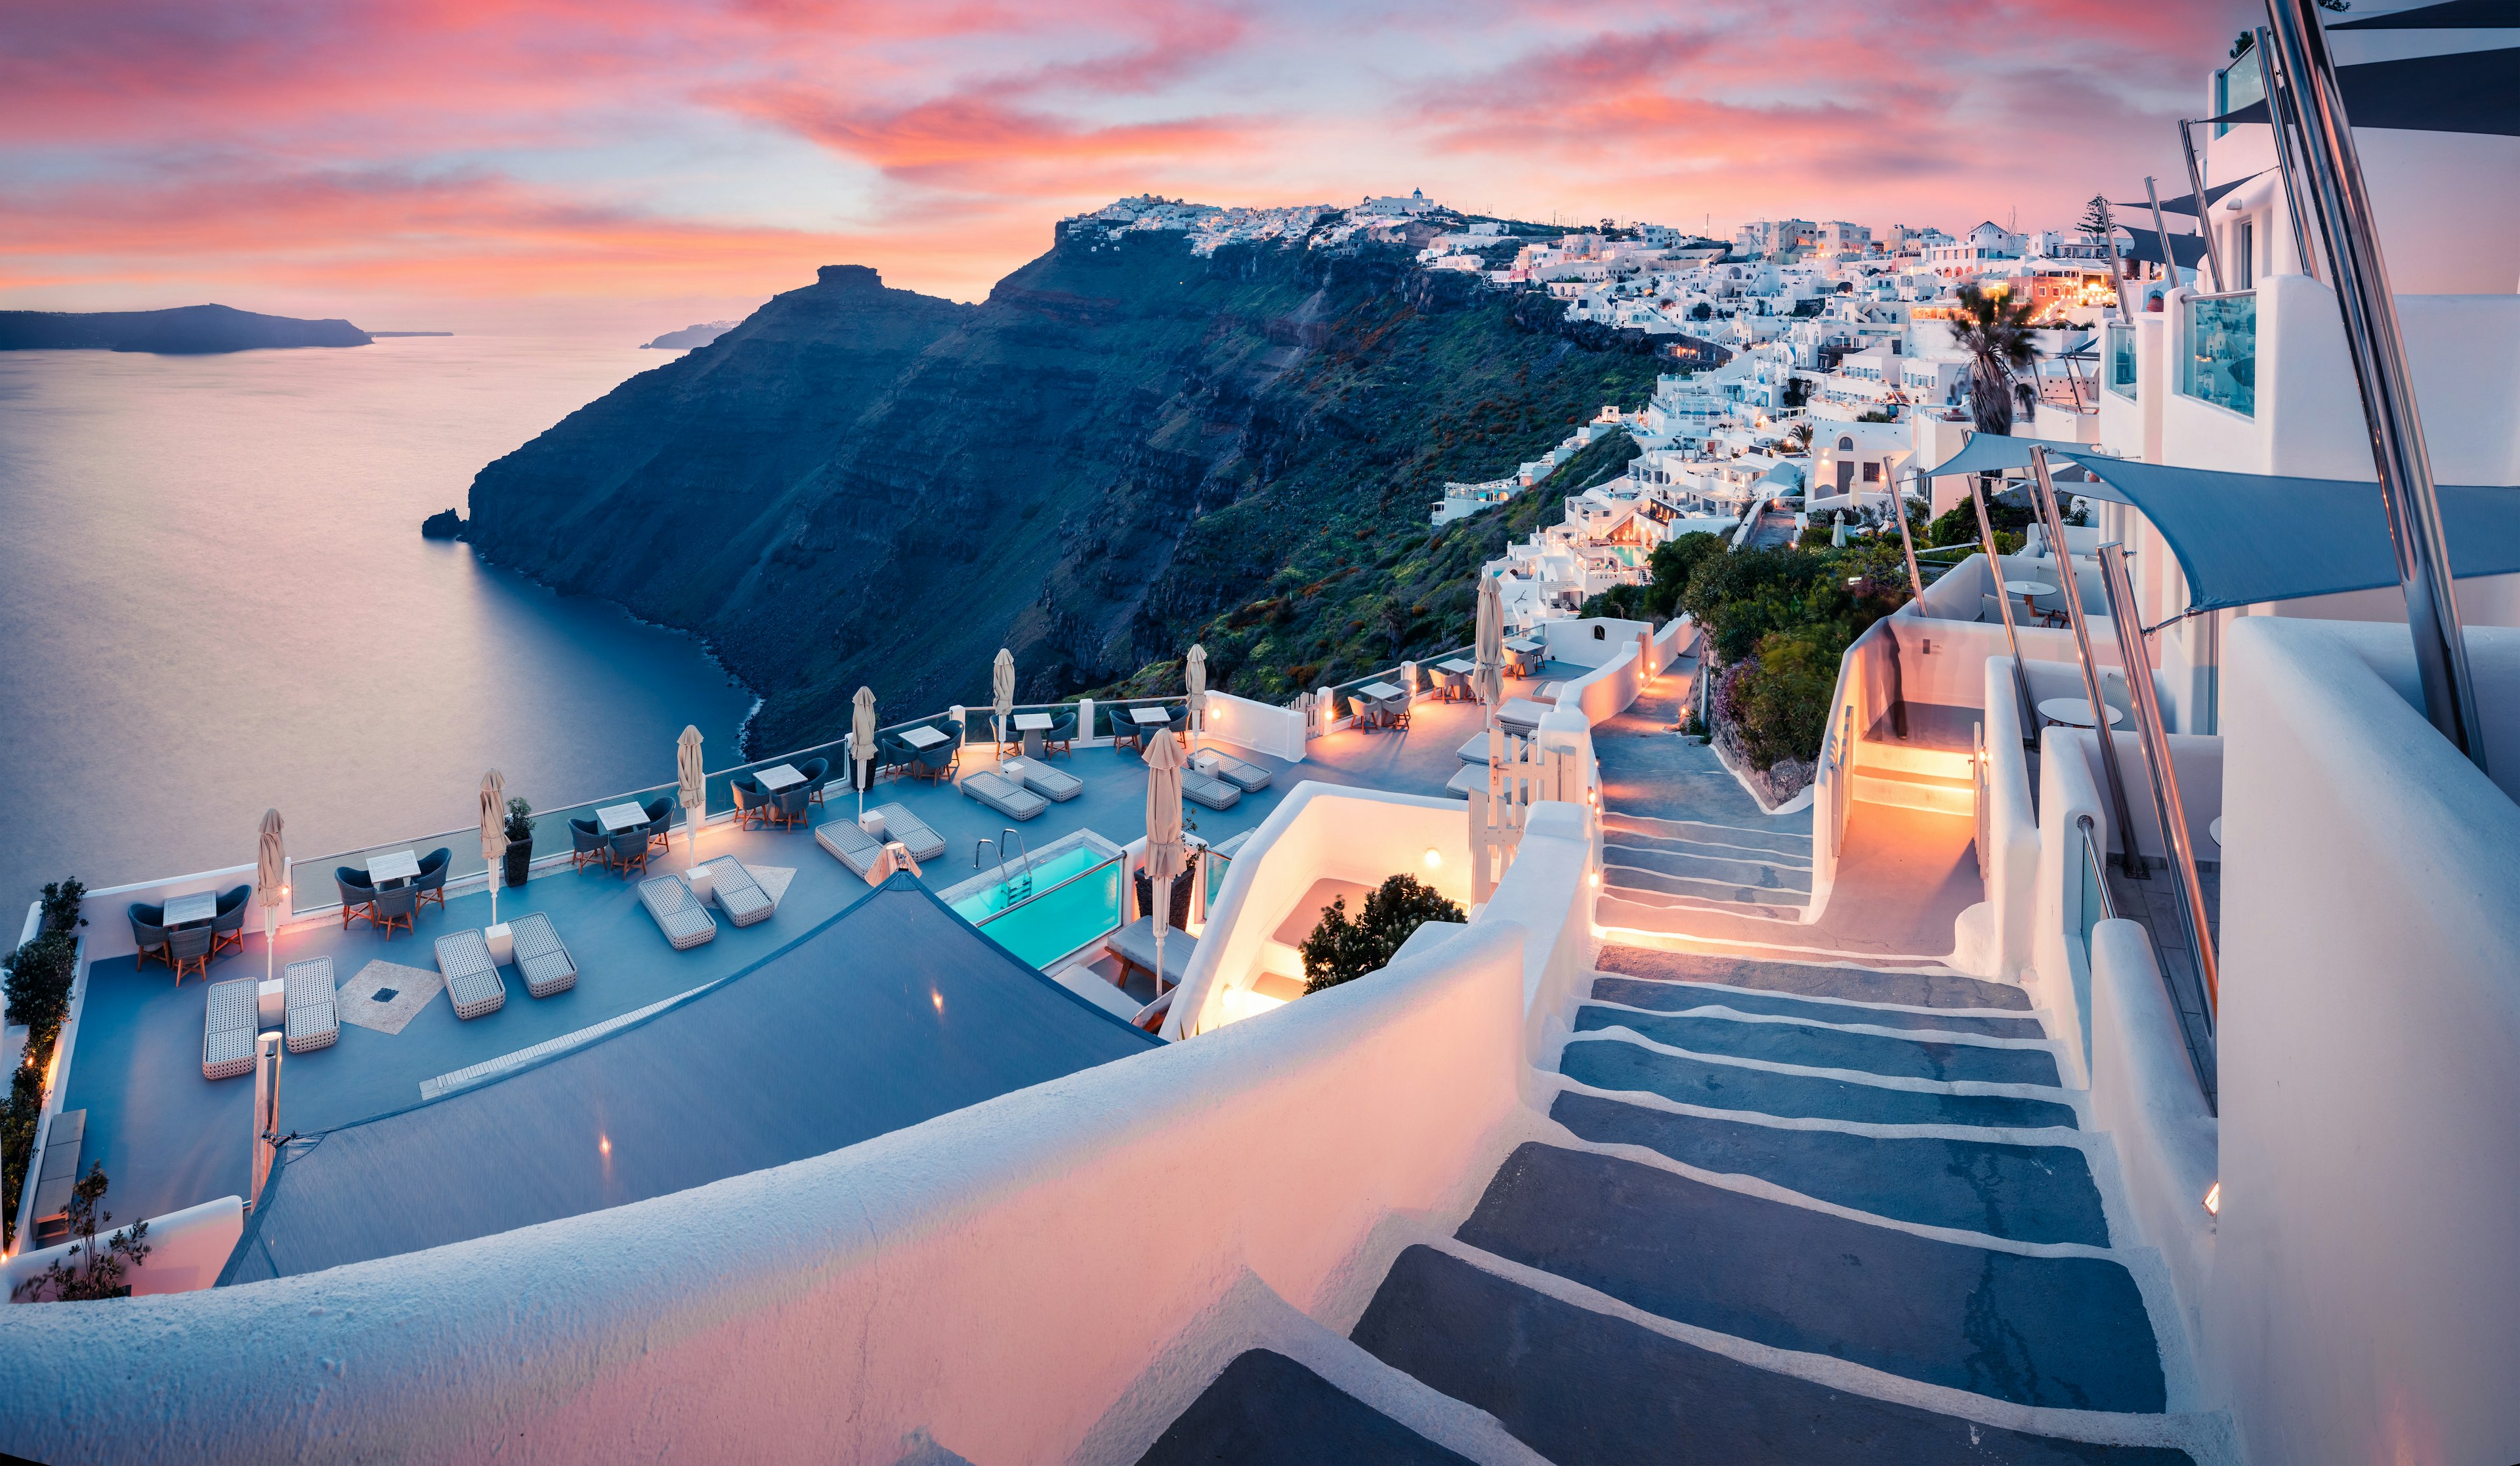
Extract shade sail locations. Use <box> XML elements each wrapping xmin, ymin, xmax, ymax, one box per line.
<box><xmin>1919</xmin><ymin>433</ymin><xmax>2091</xmax><ymax>479</ymax></box>
<box><xmin>2060</xmin><ymin>453</ymin><xmax>2520</xmax><ymax>610</ymax></box>
<box><xmin>218</xmin><ymin>877</ymin><xmax>1158</xmax><ymax>1284</ymax></box>
<box><xmin>2333</xmin><ymin>0</ymin><xmax>2520</xmax><ymax>29</ymax></box>
<box><xmin>2210</xmin><ymin>46</ymin><xmax>2520</xmax><ymax>136</ymax></box>
<box><xmin>2120</xmin><ymin>226</ymin><xmax>2212</xmax><ymax>270</ymax></box>
<box><xmin>2114</xmin><ymin>169</ymin><xmax>2269</xmax><ymax>219</ymax></box>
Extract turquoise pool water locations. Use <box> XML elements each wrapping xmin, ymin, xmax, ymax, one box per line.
<box><xmin>953</xmin><ymin>848</ymin><xmax>1124</xmax><ymax>969</ymax></box>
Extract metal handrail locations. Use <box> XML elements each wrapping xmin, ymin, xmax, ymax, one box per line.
<box><xmin>2076</xmin><ymin>816</ymin><xmax>2118</xmax><ymax>923</ymax></box>
<box><xmin>971</xmin><ymin>850</ymin><xmax>1123</xmax><ymax>929</ymax></box>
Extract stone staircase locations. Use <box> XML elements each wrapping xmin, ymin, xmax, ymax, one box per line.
<box><xmin>1139</xmin><ymin>947</ymin><xmax>2216</xmax><ymax>1465</ymax></box>
<box><xmin>1595</xmin><ymin>812</ymin><xmax>1813</xmax><ymax>929</ymax></box>
<box><xmin>1851</xmin><ymin>725</ymin><xmax>1977</xmax><ymax>816</ymax></box>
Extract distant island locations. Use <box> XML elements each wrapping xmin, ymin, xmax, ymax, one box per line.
<box><xmin>640</xmin><ymin>320</ymin><xmax>737</xmax><ymax>350</ymax></box>
<box><xmin>0</xmin><ymin>304</ymin><xmax>371</xmax><ymax>354</ymax></box>
<box><xmin>369</xmin><ymin>331</ymin><xmax>454</xmax><ymax>338</ymax></box>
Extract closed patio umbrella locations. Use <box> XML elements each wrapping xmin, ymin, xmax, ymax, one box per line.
<box><xmin>1185</xmin><ymin>644</ymin><xmax>1208</xmax><ymax>749</ymax></box>
<box><xmin>852</xmin><ymin>686</ymin><xmax>877</xmax><ymax>819</ymax></box>
<box><xmin>992</xmin><ymin>648</ymin><xmax>1016</xmax><ymax>755</ymax></box>
<box><xmin>676</xmin><ymin>726</ymin><xmax>705</xmax><ymax>855</ymax></box>
<box><xmin>1473</xmin><ymin>570</ymin><xmax>1505</xmax><ymax>713</ymax></box>
<box><xmin>255</xmin><ymin>808</ymin><xmax>286</xmax><ymax>983</ymax></box>
<box><xmin>1143</xmin><ymin>734</ymin><xmax>1187</xmax><ymax>993</ymax></box>
<box><xmin>478</xmin><ymin>771</ymin><xmax>506</xmax><ymax>926</ymax></box>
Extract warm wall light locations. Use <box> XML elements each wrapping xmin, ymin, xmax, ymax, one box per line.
<box><xmin>598</xmin><ymin>1135</ymin><xmax>612</xmax><ymax>1158</ymax></box>
<box><xmin>2202</xmin><ymin>1181</ymin><xmax>2221</xmax><ymax>1217</ymax></box>
<box><xmin>1589</xmin><ymin>871</ymin><xmax>1602</xmax><ymax>887</ymax></box>
<box><xmin>932</xmin><ymin>990</ymin><xmax>944</xmax><ymax>1014</ymax></box>
<box><xmin>1423</xmin><ymin>848</ymin><xmax>1442</xmax><ymax>869</ymax></box>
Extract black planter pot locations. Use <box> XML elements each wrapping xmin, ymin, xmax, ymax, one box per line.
<box><xmin>503</xmin><ymin>841</ymin><xmax>534</xmax><ymax>887</ymax></box>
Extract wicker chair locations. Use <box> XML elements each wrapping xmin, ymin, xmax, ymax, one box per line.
<box><xmin>569</xmin><ymin>818</ymin><xmax>607</xmax><ymax>871</ymax></box>
<box><xmin>731</xmin><ymin>777</ymin><xmax>771</xmax><ymax>831</ymax></box>
<box><xmin>371</xmin><ymin>883</ymin><xmax>417</xmax><ymax>940</ymax></box>
<box><xmin>129</xmin><ymin>903</ymin><xmax>172</xmax><ymax>971</ymax></box>
<box><xmin>608</xmin><ymin>827</ymin><xmax>650</xmax><ymax>876</ymax></box>
<box><xmin>772</xmin><ymin>784</ymin><xmax>811</xmax><ymax>830</ymax></box>
<box><xmin>643</xmin><ymin>797</ymin><xmax>677</xmax><ymax>850</ymax></box>
<box><xmin>1045</xmin><ymin>711</ymin><xmax>1076</xmax><ymax>758</ymax></box>
<box><xmin>211</xmin><ymin>885</ymin><xmax>251</xmax><ymax>957</ymax></box>
<box><xmin>167</xmin><ymin>923</ymin><xmax>215</xmax><ymax>985</ymax></box>
<box><xmin>797</xmin><ymin>758</ymin><xmax>831</xmax><ymax>807</ymax></box>
<box><xmin>903</xmin><ymin>738</ymin><xmax>957</xmax><ymax>784</ymax></box>
<box><xmin>413</xmin><ymin>849</ymin><xmax>451</xmax><ymax>912</ymax></box>
<box><xmin>335</xmin><ymin>868</ymin><xmax>379</xmax><ymax>930</ymax></box>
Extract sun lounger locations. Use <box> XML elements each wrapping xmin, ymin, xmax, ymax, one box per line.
<box><xmin>1190</xmin><ymin>750</ymin><xmax>1273</xmax><ymax>791</ymax></box>
<box><xmin>1181</xmin><ymin>769</ymin><xmax>1242</xmax><ymax>810</ymax></box>
<box><xmin>434</xmin><ymin>928</ymin><xmax>509</xmax><ymax>1020</ymax></box>
<box><xmin>999</xmin><ymin>756</ymin><xmax>1083</xmax><ymax>802</ymax></box>
<box><xmin>639</xmin><ymin>873</ymin><xmax>719</xmax><ymax>950</ymax></box>
<box><xmin>960</xmin><ymin>769</ymin><xmax>1047</xmax><ymax>822</ymax></box>
<box><xmin>203</xmin><ymin>978</ymin><xmax>258</xmax><ymax>1079</ymax></box>
<box><xmin>1111</xmin><ymin>916</ymin><xmax>1197</xmax><ymax>990</ymax></box>
<box><xmin>282</xmin><ymin>957</ymin><xmax>338</xmax><ymax>1053</ymax></box>
<box><xmin>868</xmin><ymin>803</ymin><xmax>946</xmax><ymax>862</ymax></box>
<box><xmin>816</xmin><ymin>817</ymin><xmax>883</xmax><ymax>877</ymax></box>
<box><xmin>700</xmin><ymin>856</ymin><xmax>776</xmax><ymax>927</ymax></box>
<box><xmin>509</xmin><ymin>911</ymin><xmax>578</xmax><ymax>997</ymax></box>
<box><xmin>1498</xmin><ymin>698</ymin><xmax>1551</xmax><ymax>734</ymax></box>
<box><xmin>1443</xmin><ymin>764</ymin><xmax>1484</xmax><ymax>799</ymax></box>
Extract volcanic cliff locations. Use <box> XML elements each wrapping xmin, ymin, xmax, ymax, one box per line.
<box><xmin>464</xmin><ymin>226</ymin><xmax>1662</xmax><ymax>751</ymax></box>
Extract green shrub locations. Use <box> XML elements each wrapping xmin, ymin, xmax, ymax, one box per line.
<box><xmin>1301</xmin><ymin>874</ymin><xmax>1467</xmax><ymax>994</ymax></box>
<box><xmin>1725</xmin><ymin>630</ymin><xmax>1842</xmax><ymax>770</ymax></box>
<box><xmin>3</xmin><ymin>877</ymin><xmax>83</xmax><ymax>1250</ymax></box>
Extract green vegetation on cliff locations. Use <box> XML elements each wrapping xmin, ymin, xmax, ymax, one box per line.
<box><xmin>465</xmin><ymin>228</ymin><xmax>1662</xmax><ymax>749</ymax></box>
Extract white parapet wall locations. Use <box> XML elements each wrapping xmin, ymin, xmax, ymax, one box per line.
<box><xmin>2204</xmin><ymin>618</ymin><xmax>2520</xmax><ymax>1464</ymax></box>
<box><xmin>1164</xmin><ymin>783</ymin><xmax>1475</xmax><ymax>1040</ymax></box>
<box><xmin>1198</xmin><ymin>691</ymin><xmax>1307</xmax><ymax>763</ymax></box>
<box><xmin>3</xmin><ymin>1196</ymin><xmax>243</xmax><ymax>1299</ymax></box>
<box><xmin>0</xmin><ymin>919</ymin><xmax>1535</xmax><ymax>1464</ymax></box>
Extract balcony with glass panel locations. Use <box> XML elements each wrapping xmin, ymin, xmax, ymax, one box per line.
<box><xmin>2181</xmin><ymin>291</ymin><xmax>2257</xmax><ymax>417</ymax></box>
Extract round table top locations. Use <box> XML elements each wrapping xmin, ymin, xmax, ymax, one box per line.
<box><xmin>2038</xmin><ymin>698</ymin><xmax>2124</xmax><ymax>728</ymax></box>
<box><xmin>2004</xmin><ymin>579</ymin><xmax>2058</xmax><ymax>597</ymax></box>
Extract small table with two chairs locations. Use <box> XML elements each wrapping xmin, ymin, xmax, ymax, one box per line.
<box><xmin>1354</xmin><ymin>680</ymin><xmax>1407</xmax><ymax>730</ymax></box>
<box><xmin>1435</xmin><ymin>658</ymin><xmax>1477</xmax><ymax>702</ymax></box>
<box><xmin>1013</xmin><ymin>711</ymin><xmax>1055</xmax><ymax>759</ymax></box>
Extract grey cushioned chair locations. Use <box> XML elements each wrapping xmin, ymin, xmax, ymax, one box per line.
<box><xmin>1045</xmin><ymin>711</ymin><xmax>1076</xmax><ymax>757</ymax></box>
<box><xmin>797</xmin><ymin>758</ymin><xmax>831</xmax><ymax>807</ymax></box>
<box><xmin>643</xmin><ymin>797</ymin><xmax>677</xmax><ymax>850</ymax></box>
<box><xmin>335</xmin><ymin>868</ymin><xmax>379</xmax><ymax>930</ymax></box>
<box><xmin>371</xmin><ymin>883</ymin><xmax>417</xmax><ymax>940</ymax></box>
<box><xmin>129</xmin><ymin>903</ymin><xmax>171</xmax><ymax>971</ymax></box>
<box><xmin>413</xmin><ymin>850</ymin><xmax>450</xmax><ymax>912</ymax></box>
<box><xmin>211</xmin><ymin>885</ymin><xmax>251</xmax><ymax>957</ymax></box>
<box><xmin>731</xmin><ymin>777</ymin><xmax>771</xmax><ymax>831</ymax></box>
<box><xmin>570</xmin><ymin>818</ymin><xmax>608</xmax><ymax>871</ymax></box>
<box><xmin>772</xmin><ymin>784</ymin><xmax>811</xmax><ymax>830</ymax></box>
<box><xmin>167</xmin><ymin>922</ymin><xmax>215</xmax><ymax>983</ymax></box>
<box><xmin>608</xmin><ymin>827</ymin><xmax>650</xmax><ymax>876</ymax></box>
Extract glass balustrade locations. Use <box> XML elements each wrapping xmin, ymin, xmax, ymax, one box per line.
<box><xmin>2181</xmin><ymin>291</ymin><xmax>2256</xmax><ymax>417</ymax></box>
<box><xmin>2106</xmin><ymin>322</ymin><xmax>2138</xmax><ymax>400</ymax></box>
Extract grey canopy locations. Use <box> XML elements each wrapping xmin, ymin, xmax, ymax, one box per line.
<box><xmin>2062</xmin><ymin>454</ymin><xmax>2520</xmax><ymax>611</ymax></box>
<box><xmin>2210</xmin><ymin>45</ymin><xmax>2520</xmax><ymax>136</ymax></box>
<box><xmin>219</xmin><ymin>877</ymin><xmax>1157</xmax><ymax>1285</ymax></box>
<box><xmin>2114</xmin><ymin>170</ymin><xmax>2271</xmax><ymax>219</ymax></box>
<box><xmin>1918</xmin><ymin>434</ymin><xmax>2091</xmax><ymax>480</ymax></box>
<box><xmin>2118</xmin><ymin>226</ymin><xmax>2212</xmax><ymax>270</ymax></box>
<box><xmin>2333</xmin><ymin>0</ymin><xmax>2520</xmax><ymax>29</ymax></box>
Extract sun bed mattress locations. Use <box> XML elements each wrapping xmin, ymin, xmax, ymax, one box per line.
<box><xmin>868</xmin><ymin>803</ymin><xmax>946</xmax><ymax>861</ymax></box>
<box><xmin>282</xmin><ymin>957</ymin><xmax>339</xmax><ymax>1053</ymax></box>
<box><xmin>701</xmin><ymin>856</ymin><xmax>777</xmax><ymax>927</ymax></box>
<box><xmin>639</xmin><ymin>873</ymin><xmax>719</xmax><ymax>950</ymax></box>
<box><xmin>960</xmin><ymin>770</ymin><xmax>1047</xmax><ymax>822</ymax></box>
<box><xmin>509</xmin><ymin>911</ymin><xmax>578</xmax><ymax>997</ymax></box>
<box><xmin>434</xmin><ymin>929</ymin><xmax>509</xmax><ymax>1020</ymax></box>
<box><xmin>203</xmin><ymin>978</ymin><xmax>258</xmax><ymax>1079</ymax></box>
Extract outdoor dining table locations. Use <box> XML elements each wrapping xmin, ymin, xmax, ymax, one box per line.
<box><xmin>364</xmin><ymin>849</ymin><xmax>421</xmax><ymax>889</ymax></box>
<box><xmin>162</xmin><ymin>890</ymin><xmax>217</xmax><ymax>928</ymax></box>
<box><xmin>2004</xmin><ymin>579</ymin><xmax>2057</xmax><ymax>614</ymax></box>
<box><xmin>2036</xmin><ymin>698</ymin><xmax>2124</xmax><ymax>730</ymax></box>
<box><xmin>1356</xmin><ymin>681</ymin><xmax>1406</xmax><ymax>729</ymax></box>
<box><xmin>1014</xmin><ymin>711</ymin><xmax>1053</xmax><ymax>759</ymax></box>
<box><xmin>1436</xmin><ymin>658</ymin><xmax>1475</xmax><ymax>702</ymax></box>
<box><xmin>595</xmin><ymin>800</ymin><xmax>650</xmax><ymax>835</ymax></box>
<box><xmin>753</xmin><ymin>763</ymin><xmax>807</xmax><ymax>791</ymax></box>
<box><xmin>895</xmin><ymin>727</ymin><xmax>949</xmax><ymax>751</ymax></box>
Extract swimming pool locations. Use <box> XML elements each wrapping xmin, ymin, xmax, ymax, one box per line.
<box><xmin>944</xmin><ymin>832</ymin><xmax>1127</xmax><ymax>970</ymax></box>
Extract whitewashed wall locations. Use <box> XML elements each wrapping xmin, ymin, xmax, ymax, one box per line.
<box><xmin>1199</xmin><ymin>692</ymin><xmax>1307</xmax><ymax>763</ymax></box>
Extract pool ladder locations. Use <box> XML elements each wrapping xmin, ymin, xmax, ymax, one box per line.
<box><xmin>973</xmin><ymin>827</ymin><xmax>1036</xmax><ymax>901</ymax></box>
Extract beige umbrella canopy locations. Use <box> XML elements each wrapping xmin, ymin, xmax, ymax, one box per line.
<box><xmin>992</xmin><ymin>648</ymin><xmax>1016</xmax><ymax>752</ymax></box>
<box><xmin>478</xmin><ymin>771</ymin><xmax>507</xmax><ymax>925</ymax></box>
<box><xmin>1185</xmin><ymin>644</ymin><xmax>1208</xmax><ymax>747</ymax></box>
<box><xmin>677</xmin><ymin>726</ymin><xmax>706</xmax><ymax>854</ymax></box>
<box><xmin>255</xmin><ymin>808</ymin><xmax>287</xmax><ymax>982</ymax></box>
<box><xmin>1143</xmin><ymin>734</ymin><xmax>1187</xmax><ymax>992</ymax></box>
<box><xmin>1473</xmin><ymin>570</ymin><xmax>1505</xmax><ymax>712</ymax></box>
<box><xmin>852</xmin><ymin>686</ymin><xmax>878</xmax><ymax>818</ymax></box>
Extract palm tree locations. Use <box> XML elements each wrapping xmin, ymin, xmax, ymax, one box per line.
<box><xmin>1947</xmin><ymin>283</ymin><xmax>2040</xmax><ymax>436</ymax></box>
<box><xmin>1782</xmin><ymin>420</ymin><xmax>1815</xmax><ymax>455</ymax></box>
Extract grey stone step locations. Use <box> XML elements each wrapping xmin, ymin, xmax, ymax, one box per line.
<box><xmin>1599</xmin><ymin>945</ymin><xmax>2033</xmax><ymax>1013</ymax></box>
<box><xmin>1454</xmin><ymin>1144</ymin><xmax>2166</xmax><ymax>1413</ymax></box>
<box><xmin>1136</xmin><ymin>1349</ymin><xmax>1475</xmax><ymax>1466</ymax></box>
<box><xmin>1603</xmin><ymin>812</ymin><xmax>1813</xmax><ymax>859</ymax></box>
<box><xmin>1602</xmin><ymin>842</ymin><xmax>1815</xmax><ymax>892</ymax></box>
<box><xmin>1561</xmin><ymin>1037</ymin><xmax>2079</xmax><ymax>1131</ymax></box>
<box><xmin>1604</xmin><ymin>866</ymin><xmax>1815</xmax><ymax>909</ymax></box>
<box><xmin>1597</xmin><ymin>890</ymin><xmax>1810</xmax><ymax>929</ymax></box>
<box><xmin>1589</xmin><ymin>976</ymin><xmax>2046</xmax><ymax>1040</ymax></box>
<box><xmin>1353</xmin><ymin>1246</ymin><xmax>2196</xmax><ymax>1466</ymax></box>
<box><xmin>1549</xmin><ymin>1090</ymin><xmax>2110</xmax><ymax>1247</ymax></box>
<box><xmin>1574</xmin><ymin>1006</ymin><xmax>2064</xmax><ymax>1089</ymax></box>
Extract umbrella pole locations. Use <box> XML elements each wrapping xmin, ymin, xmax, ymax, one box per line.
<box><xmin>264</xmin><ymin>909</ymin><xmax>276</xmax><ymax>984</ymax></box>
<box><xmin>1153</xmin><ymin>878</ymin><xmax>1169</xmax><ymax>994</ymax></box>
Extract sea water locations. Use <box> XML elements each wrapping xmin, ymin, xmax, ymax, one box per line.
<box><xmin>0</xmin><ymin>335</ymin><xmax>756</xmax><ymax>913</ymax></box>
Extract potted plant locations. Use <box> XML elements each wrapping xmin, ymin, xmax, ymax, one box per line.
<box><xmin>502</xmin><ymin>797</ymin><xmax>536</xmax><ymax>887</ymax></box>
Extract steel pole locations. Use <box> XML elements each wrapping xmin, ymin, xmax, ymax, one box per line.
<box><xmin>2099</xmin><ymin>545</ymin><xmax>2219</xmax><ymax>1016</ymax></box>
<box><xmin>2143</xmin><ymin>177</ymin><xmax>2181</xmax><ymax>299</ymax></box>
<box><xmin>2176</xmin><ymin>121</ymin><xmax>2229</xmax><ymax>292</ymax></box>
<box><xmin>1893</xmin><ymin>469</ymin><xmax>1927</xmax><ymax>605</ymax></box>
<box><xmin>2254</xmin><ymin>26</ymin><xmax>2322</xmax><ymax>284</ymax></box>
<box><xmin>2265</xmin><ymin>0</ymin><xmax>2485</xmax><ymax>768</ymax></box>
<box><xmin>1970</xmin><ymin>474</ymin><xmax>2040</xmax><ymax>746</ymax></box>
<box><xmin>2030</xmin><ymin>449</ymin><xmax>2143</xmax><ymax>872</ymax></box>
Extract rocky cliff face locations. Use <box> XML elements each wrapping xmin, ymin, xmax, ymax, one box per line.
<box><xmin>465</xmin><ymin>233</ymin><xmax>1662</xmax><ymax>751</ymax></box>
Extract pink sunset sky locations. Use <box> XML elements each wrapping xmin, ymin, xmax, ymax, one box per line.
<box><xmin>0</xmin><ymin>0</ymin><xmax>2254</xmax><ymax>335</ymax></box>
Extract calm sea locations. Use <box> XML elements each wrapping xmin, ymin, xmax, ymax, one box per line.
<box><xmin>0</xmin><ymin>335</ymin><xmax>756</xmax><ymax>919</ymax></box>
